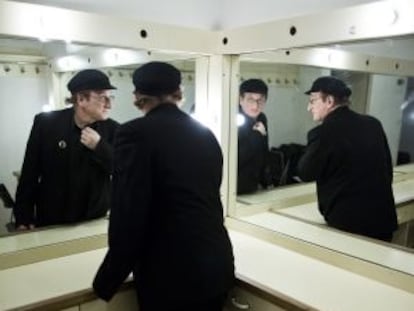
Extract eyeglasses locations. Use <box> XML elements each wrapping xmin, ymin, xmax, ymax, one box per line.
<box><xmin>90</xmin><ymin>93</ymin><xmax>115</xmax><ymax>103</ymax></box>
<box><xmin>243</xmin><ymin>96</ymin><xmax>266</xmax><ymax>106</ymax></box>
<box><xmin>308</xmin><ymin>96</ymin><xmax>323</xmax><ymax>105</ymax></box>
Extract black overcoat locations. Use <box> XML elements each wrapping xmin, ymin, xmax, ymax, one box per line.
<box><xmin>237</xmin><ymin>110</ymin><xmax>269</xmax><ymax>194</ymax></box>
<box><xmin>14</xmin><ymin>107</ymin><xmax>118</xmax><ymax>227</ymax></box>
<box><xmin>93</xmin><ymin>104</ymin><xmax>234</xmax><ymax>308</ymax></box>
<box><xmin>298</xmin><ymin>106</ymin><xmax>398</xmax><ymax>240</ymax></box>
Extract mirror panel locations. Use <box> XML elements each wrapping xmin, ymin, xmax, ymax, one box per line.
<box><xmin>231</xmin><ymin>38</ymin><xmax>414</xmax><ymax>276</ymax></box>
<box><xmin>0</xmin><ymin>36</ymin><xmax>201</xmax><ymax>264</ymax></box>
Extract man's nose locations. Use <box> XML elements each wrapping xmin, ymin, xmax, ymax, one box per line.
<box><xmin>104</xmin><ymin>101</ymin><xmax>112</xmax><ymax>109</ymax></box>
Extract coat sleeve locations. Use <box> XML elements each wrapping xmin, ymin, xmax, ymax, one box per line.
<box><xmin>238</xmin><ymin>118</ymin><xmax>267</xmax><ymax>168</ymax></box>
<box><xmin>380</xmin><ymin>125</ymin><xmax>394</xmax><ymax>183</ymax></box>
<box><xmin>297</xmin><ymin>125</ymin><xmax>328</xmax><ymax>182</ymax></box>
<box><xmin>14</xmin><ymin>114</ymin><xmax>43</xmax><ymax>226</ymax></box>
<box><xmin>89</xmin><ymin>121</ymin><xmax>119</xmax><ymax>173</ymax></box>
<box><xmin>93</xmin><ymin>123</ymin><xmax>153</xmax><ymax>301</ymax></box>
<box><xmin>259</xmin><ymin>115</ymin><xmax>270</xmax><ymax>187</ymax></box>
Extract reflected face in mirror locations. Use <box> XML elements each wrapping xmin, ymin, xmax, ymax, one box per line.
<box><xmin>77</xmin><ymin>90</ymin><xmax>115</xmax><ymax>124</ymax></box>
<box><xmin>307</xmin><ymin>93</ymin><xmax>335</xmax><ymax>122</ymax></box>
<box><xmin>240</xmin><ymin>92</ymin><xmax>267</xmax><ymax>118</ymax></box>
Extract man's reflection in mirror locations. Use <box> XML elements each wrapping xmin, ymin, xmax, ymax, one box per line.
<box><xmin>297</xmin><ymin>76</ymin><xmax>398</xmax><ymax>241</ymax></box>
<box><xmin>13</xmin><ymin>69</ymin><xmax>120</xmax><ymax>230</ymax></box>
<box><xmin>237</xmin><ymin>79</ymin><xmax>270</xmax><ymax>194</ymax></box>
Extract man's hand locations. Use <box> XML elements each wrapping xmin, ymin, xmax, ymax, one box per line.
<box><xmin>81</xmin><ymin>127</ymin><xmax>101</xmax><ymax>150</ymax></box>
<box><xmin>253</xmin><ymin>121</ymin><xmax>267</xmax><ymax>136</ymax></box>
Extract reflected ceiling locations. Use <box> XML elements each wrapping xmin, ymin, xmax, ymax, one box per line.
<box><xmin>328</xmin><ymin>36</ymin><xmax>414</xmax><ymax>61</ymax></box>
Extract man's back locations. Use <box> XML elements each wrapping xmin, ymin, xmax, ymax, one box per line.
<box><xmin>107</xmin><ymin>103</ymin><xmax>234</xmax><ymax>307</ymax></box>
<box><xmin>299</xmin><ymin>106</ymin><xmax>398</xmax><ymax>240</ymax></box>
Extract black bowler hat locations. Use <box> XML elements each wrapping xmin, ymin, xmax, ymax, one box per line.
<box><xmin>132</xmin><ymin>61</ymin><xmax>181</xmax><ymax>96</ymax></box>
<box><xmin>67</xmin><ymin>69</ymin><xmax>116</xmax><ymax>94</ymax></box>
<box><xmin>240</xmin><ymin>79</ymin><xmax>268</xmax><ymax>97</ymax></box>
<box><xmin>305</xmin><ymin>76</ymin><xmax>352</xmax><ymax>98</ymax></box>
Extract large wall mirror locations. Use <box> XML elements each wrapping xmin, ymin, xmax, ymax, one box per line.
<box><xmin>0</xmin><ymin>0</ymin><xmax>218</xmax><ymax>269</ymax></box>
<box><xmin>230</xmin><ymin>35</ymin><xmax>414</xmax><ymax>277</ymax></box>
<box><xmin>0</xmin><ymin>34</ymin><xmax>202</xmax><ymax>263</ymax></box>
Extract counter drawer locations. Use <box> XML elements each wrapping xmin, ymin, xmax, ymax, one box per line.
<box><xmin>225</xmin><ymin>280</ymin><xmax>317</xmax><ymax>311</ymax></box>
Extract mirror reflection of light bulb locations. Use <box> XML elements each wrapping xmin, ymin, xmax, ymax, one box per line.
<box><xmin>327</xmin><ymin>53</ymin><xmax>333</xmax><ymax>63</ymax></box>
<box><xmin>372</xmin><ymin>3</ymin><xmax>399</xmax><ymax>27</ymax></box>
<box><xmin>37</xmin><ymin>16</ymin><xmax>48</xmax><ymax>42</ymax></box>
<box><xmin>237</xmin><ymin>113</ymin><xmax>245</xmax><ymax>126</ymax></box>
<box><xmin>386</xmin><ymin>9</ymin><xmax>399</xmax><ymax>25</ymax></box>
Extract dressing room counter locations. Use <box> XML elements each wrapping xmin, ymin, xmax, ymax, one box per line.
<box><xmin>394</xmin><ymin>163</ymin><xmax>414</xmax><ymax>174</ymax></box>
<box><xmin>0</xmin><ymin>219</ymin><xmax>108</xmax><ymax>270</ymax></box>
<box><xmin>237</xmin><ymin>168</ymin><xmax>414</xmax><ymax>225</ymax></box>
<box><xmin>1</xmin><ymin>219</ymin><xmax>107</xmax><ymax>255</ymax></box>
<box><xmin>240</xmin><ymin>212</ymin><xmax>414</xmax><ymax>277</ymax></box>
<box><xmin>1</xmin><ymin>228</ymin><xmax>414</xmax><ymax>311</ymax></box>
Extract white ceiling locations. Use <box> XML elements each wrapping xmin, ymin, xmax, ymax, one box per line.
<box><xmin>3</xmin><ymin>0</ymin><xmax>413</xmax><ymax>62</ymax></box>
<box><xmin>14</xmin><ymin>0</ymin><xmax>382</xmax><ymax>30</ymax></box>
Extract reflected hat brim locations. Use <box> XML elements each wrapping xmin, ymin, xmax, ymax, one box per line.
<box><xmin>305</xmin><ymin>76</ymin><xmax>351</xmax><ymax>97</ymax></box>
<box><xmin>67</xmin><ymin>69</ymin><xmax>116</xmax><ymax>93</ymax></box>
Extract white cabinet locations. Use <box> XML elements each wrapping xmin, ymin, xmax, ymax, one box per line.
<box><xmin>77</xmin><ymin>284</ymin><xmax>311</xmax><ymax>311</ymax></box>
<box><xmin>225</xmin><ymin>283</ymin><xmax>315</xmax><ymax>311</ymax></box>
<box><xmin>80</xmin><ymin>289</ymin><xmax>138</xmax><ymax>311</ymax></box>
<box><xmin>226</xmin><ymin>286</ymin><xmax>285</xmax><ymax>311</ymax></box>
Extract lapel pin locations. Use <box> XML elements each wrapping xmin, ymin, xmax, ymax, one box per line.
<box><xmin>58</xmin><ymin>140</ymin><xmax>67</xmax><ymax>149</ymax></box>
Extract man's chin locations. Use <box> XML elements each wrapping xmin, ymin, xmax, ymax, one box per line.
<box><xmin>247</xmin><ymin>112</ymin><xmax>260</xmax><ymax>118</ymax></box>
<box><xmin>100</xmin><ymin>113</ymin><xmax>110</xmax><ymax>120</ymax></box>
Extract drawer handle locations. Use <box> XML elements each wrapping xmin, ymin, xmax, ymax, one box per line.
<box><xmin>231</xmin><ymin>296</ymin><xmax>250</xmax><ymax>310</ymax></box>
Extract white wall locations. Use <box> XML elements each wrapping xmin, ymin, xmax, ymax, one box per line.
<box><xmin>399</xmin><ymin>78</ymin><xmax>414</xmax><ymax>161</ymax></box>
<box><xmin>366</xmin><ymin>74</ymin><xmax>406</xmax><ymax>165</ymax></box>
<box><xmin>0</xmin><ymin>65</ymin><xmax>48</xmax><ymax>234</ymax></box>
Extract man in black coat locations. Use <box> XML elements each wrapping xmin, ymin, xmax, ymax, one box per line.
<box><xmin>298</xmin><ymin>76</ymin><xmax>398</xmax><ymax>241</ymax></box>
<box><xmin>93</xmin><ymin>62</ymin><xmax>234</xmax><ymax>311</ymax></box>
<box><xmin>237</xmin><ymin>78</ymin><xmax>270</xmax><ymax>194</ymax></box>
<box><xmin>14</xmin><ymin>69</ymin><xmax>119</xmax><ymax>229</ymax></box>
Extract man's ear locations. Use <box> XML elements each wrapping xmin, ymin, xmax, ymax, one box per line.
<box><xmin>77</xmin><ymin>93</ymin><xmax>87</xmax><ymax>106</ymax></box>
<box><xmin>326</xmin><ymin>95</ymin><xmax>335</xmax><ymax>107</ymax></box>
